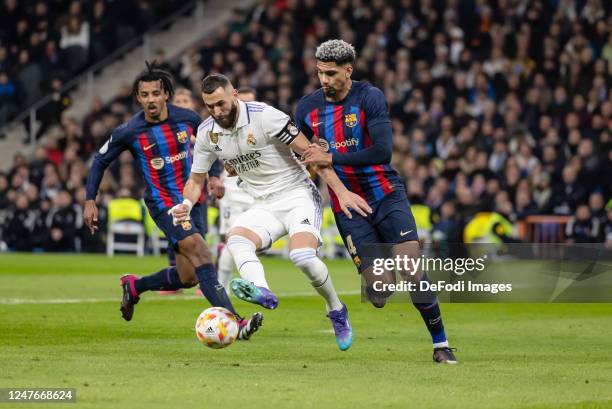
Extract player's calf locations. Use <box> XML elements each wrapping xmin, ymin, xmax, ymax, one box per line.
<box><xmin>289</xmin><ymin>247</ymin><xmax>353</xmax><ymax>350</ymax></box>
<box><xmin>178</xmin><ymin>234</ymin><xmax>240</xmax><ymax>316</ymax></box>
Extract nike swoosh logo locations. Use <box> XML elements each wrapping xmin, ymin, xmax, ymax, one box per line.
<box><xmin>400</xmin><ymin>230</ymin><xmax>413</xmax><ymax>237</ymax></box>
<box><xmin>312</xmin><ymin>121</ymin><xmax>323</xmax><ymax>127</ymax></box>
<box><xmin>143</xmin><ymin>143</ymin><xmax>156</xmax><ymax>151</ymax></box>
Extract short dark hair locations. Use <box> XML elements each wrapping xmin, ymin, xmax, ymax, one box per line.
<box><xmin>201</xmin><ymin>74</ymin><xmax>231</xmax><ymax>94</ymax></box>
<box><xmin>132</xmin><ymin>61</ymin><xmax>174</xmax><ymax>99</ymax></box>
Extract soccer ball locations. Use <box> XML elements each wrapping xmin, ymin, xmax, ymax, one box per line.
<box><xmin>195</xmin><ymin>307</ymin><xmax>239</xmax><ymax>349</ymax></box>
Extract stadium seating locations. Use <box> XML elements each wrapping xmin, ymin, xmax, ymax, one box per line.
<box><xmin>1</xmin><ymin>0</ymin><xmax>610</xmax><ymax>254</ymax></box>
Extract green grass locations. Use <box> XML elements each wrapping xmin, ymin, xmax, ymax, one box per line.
<box><xmin>1</xmin><ymin>253</ymin><xmax>612</xmax><ymax>409</ymax></box>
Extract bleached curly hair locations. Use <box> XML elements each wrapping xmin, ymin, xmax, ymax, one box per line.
<box><xmin>315</xmin><ymin>39</ymin><xmax>356</xmax><ymax>65</ymax></box>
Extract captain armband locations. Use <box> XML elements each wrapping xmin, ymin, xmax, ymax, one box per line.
<box><xmin>274</xmin><ymin>120</ymin><xmax>300</xmax><ymax>145</ymax></box>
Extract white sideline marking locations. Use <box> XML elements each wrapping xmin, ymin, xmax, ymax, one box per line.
<box><xmin>0</xmin><ymin>290</ymin><xmax>361</xmax><ymax>305</ymax></box>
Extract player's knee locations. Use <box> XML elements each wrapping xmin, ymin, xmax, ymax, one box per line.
<box><xmin>365</xmin><ymin>286</ymin><xmax>393</xmax><ymax>308</ymax></box>
<box><xmin>179</xmin><ymin>235</ymin><xmax>210</xmax><ymax>265</ymax></box>
<box><xmin>180</xmin><ymin>275</ymin><xmax>199</xmax><ymax>287</ymax></box>
<box><xmin>228</xmin><ymin>227</ymin><xmax>264</xmax><ymax>249</ymax></box>
<box><xmin>226</xmin><ymin>235</ymin><xmax>257</xmax><ymax>256</ymax></box>
<box><xmin>289</xmin><ymin>247</ymin><xmax>317</xmax><ymax>268</ymax></box>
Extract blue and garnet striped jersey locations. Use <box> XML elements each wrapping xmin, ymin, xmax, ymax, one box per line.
<box><xmin>295</xmin><ymin>81</ymin><xmax>401</xmax><ymax>213</ymax></box>
<box><xmin>86</xmin><ymin>104</ymin><xmax>217</xmax><ymax>216</ymax></box>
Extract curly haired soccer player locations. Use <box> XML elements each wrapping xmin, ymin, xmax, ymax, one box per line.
<box><xmin>84</xmin><ymin>63</ymin><xmax>262</xmax><ymax>340</ymax></box>
<box><xmin>297</xmin><ymin>40</ymin><xmax>458</xmax><ymax>363</ymax></box>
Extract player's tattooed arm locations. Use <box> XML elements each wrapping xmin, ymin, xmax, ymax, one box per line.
<box><xmin>291</xmin><ymin>134</ymin><xmax>372</xmax><ymax>218</ymax></box>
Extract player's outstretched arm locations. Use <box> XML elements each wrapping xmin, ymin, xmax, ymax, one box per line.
<box><xmin>291</xmin><ymin>134</ymin><xmax>372</xmax><ymax>219</ymax></box>
<box><xmin>84</xmin><ymin>130</ymin><xmax>127</xmax><ymax>234</ymax></box>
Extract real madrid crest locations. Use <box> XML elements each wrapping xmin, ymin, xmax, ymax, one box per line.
<box><xmin>209</xmin><ymin>131</ymin><xmax>219</xmax><ymax>144</ymax></box>
<box><xmin>287</xmin><ymin>123</ymin><xmax>299</xmax><ymax>137</ymax></box>
<box><xmin>247</xmin><ymin>133</ymin><xmax>257</xmax><ymax>146</ymax></box>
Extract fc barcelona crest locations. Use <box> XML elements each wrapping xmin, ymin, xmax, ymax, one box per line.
<box><xmin>344</xmin><ymin>113</ymin><xmax>358</xmax><ymax>128</ymax></box>
<box><xmin>209</xmin><ymin>131</ymin><xmax>219</xmax><ymax>144</ymax></box>
<box><xmin>181</xmin><ymin>220</ymin><xmax>192</xmax><ymax>231</ymax></box>
<box><xmin>177</xmin><ymin>130</ymin><xmax>188</xmax><ymax>143</ymax></box>
<box><xmin>247</xmin><ymin>133</ymin><xmax>257</xmax><ymax>146</ymax></box>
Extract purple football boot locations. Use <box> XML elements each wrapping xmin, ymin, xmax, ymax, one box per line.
<box><xmin>230</xmin><ymin>278</ymin><xmax>279</xmax><ymax>310</ymax></box>
<box><xmin>327</xmin><ymin>303</ymin><xmax>353</xmax><ymax>351</ymax></box>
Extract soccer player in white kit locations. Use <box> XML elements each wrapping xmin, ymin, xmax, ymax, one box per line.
<box><xmin>171</xmin><ymin>74</ymin><xmax>372</xmax><ymax>350</ymax></box>
<box><xmin>215</xmin><ymin>87</ymin><xmax>257</xmax><ymax>292</ymax></box>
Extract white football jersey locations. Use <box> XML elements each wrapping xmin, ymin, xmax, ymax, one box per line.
<box><xmin>221</xmin><ymin>171</ymin><xmax>254</xmax><ymax>206</ymax></box>
<box><xmin>192</xmin><ymin>100</ymin><xmax>309</xmax><ymax>198</ymax></box>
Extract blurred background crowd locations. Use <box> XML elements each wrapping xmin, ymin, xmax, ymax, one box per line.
<box><xmin>0</xmin><ymin>0</ymin><xmax>611</xmax><ymax>253</ymax></box>
<box><xmin>0</xmin><ymin>0</ymin><xmax>183</xmax><ymax>124</ymax></box>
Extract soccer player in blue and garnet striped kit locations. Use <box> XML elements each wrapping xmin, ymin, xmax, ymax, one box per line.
<box><xmin>84</xmin><ymin>64</ymin><xmax>262</xmax><ymax>340</ymax></box>
<box><xmin>297</xmin><ymin>40</ymin><xmax>457</xmax><ymax>364</ymax></box>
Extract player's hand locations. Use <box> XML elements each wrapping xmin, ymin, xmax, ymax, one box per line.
<box><xmin>168</xmin><ymin>199</ymin><xmax>192</xmax><ymax>225</ymax></box>
<box><xmin>301</xmin><ymin>144</ymin><xmax>332</xmax><ymax>167</ymax></box>
<box><xmin>208</xmin><ymin>176</ymin><xmax>225</xmax><ymax>199</ymax></box>
<box><xmin>83</xmin><ymin>200</ymin><xmax>99</xmax><ymax>235</ymax></box>
<box><xmin>337</xmin><ymin>190</ymin><xmax>372</xmax><ymax>219</ymax></box>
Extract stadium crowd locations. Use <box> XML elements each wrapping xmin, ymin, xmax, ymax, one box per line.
<box><xmin>0</xmin><ymin>0</ymin><xmax>611</xmax><ymax>252</ymax></box>
<box><xmin>0</xmin><ymin>0</ymin><xmax>185</xmax><ymax>125</ymax></box>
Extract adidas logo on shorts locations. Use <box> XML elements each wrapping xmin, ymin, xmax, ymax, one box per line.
<box><xmin>301</xmin><ymin>219</ymin><xmax>311</xmax><ymax>225</ymax></box>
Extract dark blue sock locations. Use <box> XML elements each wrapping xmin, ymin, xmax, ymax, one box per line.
<box><xmin>414</xmin><ymin>301</ymin><xmax>447</xmax><ymax>344</ymax></box>
<box><xmin>410</xmin><ymin>274</ymin><xmax>447</xmax><ymax>345</ymax></box>
<box><xmin>195</xmin><ymin>264</ymin><xmax>238</xmax><ymax>316</ymax></box>
<box><xmin>134</xmin><ymin>266</ymin><xmax>188</xmax><ymax>293</ymax></box>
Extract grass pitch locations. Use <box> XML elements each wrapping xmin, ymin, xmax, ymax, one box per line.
<box><xmin>1</xmin><ymin>253</ymin><xmax>612</xmax><ymax>409</ymax></box>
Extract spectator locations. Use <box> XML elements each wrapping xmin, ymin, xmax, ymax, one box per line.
<box><xmin>1</xmin><ymin>0</ymin><xmax>611</xmax><ymax>253</ymax></box>
<box><xmin>605</xmin><ymin>201</ymin><xmax>612</xmax><ymax>249</ymax></box>
<box><xmin>3</xmin><ymin>193</ymin><xmax>34</xmax><ymax>251</ymax></box>
<box><xmin>0</xmin><ymin>0</ymin><xmax>182</xmax><ymax>125</ymax></box>
<box><xmin>566</xmin><ymin>205</ymin><xmax>601</xmax><ymax>243</ymax></box>
<box><xmin>432</xmin><ymin>201</ymin><xmax>460</xmax><ymax>244</ymax></box>
<box><xmin>59</xmin><ymin>15</ymin><xmax>90</xmax><ymax>74</ymax></box>
<box><xmin>589</xmin><ymin>192</ymin><xmax>607</xmax><ymax>231</ymax></box>
<box><xmin>46</xmin><ymin>190</ymin><xmax>77</xmax><ymax>252</ymax></box>
<box><xmin>0</xmin><ymin>70</ymin><xmax>18</xmax><ymax>123</ymax></box>
<box><xmin>551</xmin><ymin>165</ymin><xmax>588</xmax><ymax>215</ymax></box>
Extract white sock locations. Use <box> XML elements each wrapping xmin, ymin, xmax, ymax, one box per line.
<box><xmin>433</xmin><ymin>341</ymin><xmax>449</xmax><ymax>348</ymax></box>
<box><xmin>289</xmin><ymin>248</ymin><xmax>342</xmax><ymax>312</ymax></box>
<box><xmin>226</xmin><ymin>235</ymin><xmax>269</xmax><ymax>289</ymax></box>
<box><xmin>217</xmin><ymin>245</ymin><xmax>234</xmax><ymax>293</ymax></box>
